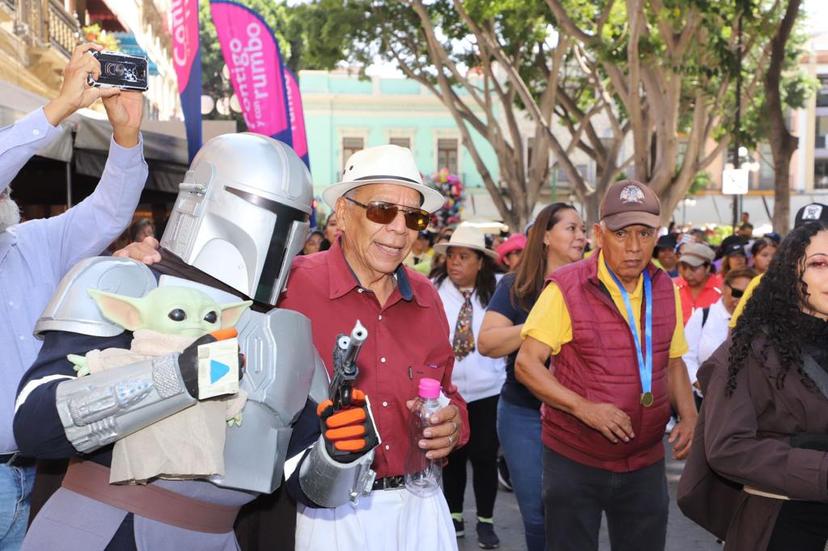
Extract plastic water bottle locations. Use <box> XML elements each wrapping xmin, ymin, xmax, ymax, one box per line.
<box><xmin>404</xmin><ymin>378</ymin><xmax>444</xmax><ymax>497</ymax></box>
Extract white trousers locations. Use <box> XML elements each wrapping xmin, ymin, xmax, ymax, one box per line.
<box><xmin>295</xmin><ymin>488</ymin><xmax>458</xmax><ymax>551</ymax></box>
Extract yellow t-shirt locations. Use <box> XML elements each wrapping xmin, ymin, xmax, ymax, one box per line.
<box><xmin>727</xmin><ymin>273</ymin><xmax>763</xmax><ymax>328</ymax></box>
<box><xmin>403</xmin><ymin>249</ymin><xmax>434</xmax><ymax>276</ymax></box>
<box><xmin>521</xmin><ymin>252</ymin><xmax>688</xmax><ymax>358</ymax></box>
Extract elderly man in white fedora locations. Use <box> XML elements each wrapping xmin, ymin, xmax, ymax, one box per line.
<box><xmin>279</xmin><ymin>144</ymin><xmax>469</xmax><ymax>551</ymax></box>
<box><xmin>431</xmin><ymin>223</ymin><xmax>505</xmax><ymax>549</ymax></box>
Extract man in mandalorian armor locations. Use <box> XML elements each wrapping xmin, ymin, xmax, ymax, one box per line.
<box><xmin>13</xmin><ymin>133</ymin><xmax>379</xmax><ymax>550</ymax></box>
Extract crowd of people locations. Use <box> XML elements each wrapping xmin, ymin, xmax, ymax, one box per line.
<box><xmin>0</xmin><ymin>45</ymin><xmax>826</xmax><ymax>551</ymax></box>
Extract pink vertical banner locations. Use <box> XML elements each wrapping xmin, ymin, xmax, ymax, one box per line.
<box><xmin>170</xmin><ymin>0</ymin><xmax>202</xmax><ymax>161</ymax></box>
<box><xmin>284</xmin><ymin>68</ymin><xmax>309</xmax><ymax>168</ymax></box>
<box><xmin>209</xmin><ymin>0</ymin><xmax>292</xmax><ymax>145</ymax></box>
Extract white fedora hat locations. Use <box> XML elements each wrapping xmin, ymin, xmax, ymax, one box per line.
<box><xmin>433</xmin><ymin>222</ymin><xmax>499</xmax><ymax>260</ymax></box>
<box><xmin>322</xmin><ymin>145</ymin><xmax>446</xmax><ymax>213</ymax></box>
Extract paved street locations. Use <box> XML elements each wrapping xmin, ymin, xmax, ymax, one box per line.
<box><xmin>458</xmin><ymin>439</ymin><xmax>722</xmax><ymax>551</ymax></box>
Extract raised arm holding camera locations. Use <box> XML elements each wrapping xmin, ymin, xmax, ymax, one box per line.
<box><xmin>0</xmin><ymin>43</ymin><xmax>147</xmax><ymax>549</ymax></box>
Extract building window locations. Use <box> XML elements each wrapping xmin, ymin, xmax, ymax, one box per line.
<box><xmin>437</xmin><ymin>138</ymin><xmax>458</xmax><ymax>174</ymax></box>
<box><xmin>342</xmin><ymin>137</ymin><xmax>364</xmax><ymax>169</ymax></box>
<box><xmin>818</xmin><ymin>77</ymin><xmax>828</xmax><ymax>108</ymax></box>
<box><xmin>756</xmin><ymin>143</ymin><xmax>774</xmax><ymax>191</ymax></box>
<box><xmin>816</xmin><ymin>159</ymin><xmax>828</xmax><ymax>189</ymax></box>
<box><xmin>817</xmin><ymin>116</ymin><xmax>828</xmax><ymax>150</ymax></box>
<box><xmin>389</xmin><ymin>137</ymin><xmax>411</xmax><ymax>149</ymax></box>
<box><xmin>555</xmin><ymin>163</ymin><xmax>590</xmax><ymax>184</ymax></box>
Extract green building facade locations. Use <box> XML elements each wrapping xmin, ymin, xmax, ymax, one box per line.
<box><xmin>298</xmin><ymin>70</ymin><xmax>502</xmax><ymax>215</ymax></box>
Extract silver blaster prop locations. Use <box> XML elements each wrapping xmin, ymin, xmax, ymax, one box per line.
<box><xmin>299</xmin><ymin>320</ymin><xmax>380</xmax><ymax>506</ymax></box>
<box><xmin>328</xmin><ymin>320</ymin><xmax>368</xmax><ymax>410</ymax></box>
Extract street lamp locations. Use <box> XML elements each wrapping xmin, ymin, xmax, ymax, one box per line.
<box><xmin>200</xmin><ymin>95</ymin><xmax>215</xmax><ymax>115</ymax></box>
<box><xmin>731</xmin><ymin>3</ymin><xmax>744</xmax><ymax>233</ymax></box>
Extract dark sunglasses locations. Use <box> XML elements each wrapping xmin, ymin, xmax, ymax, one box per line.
<box><xmin>345</xmin><ymin>197</ymin><xmax>430</xmax><ymax>231</ymax></box>
<box><xmin>727</xmin><ymin>284</ymin><xmax>745</xmax><ymax>298</ymax></box>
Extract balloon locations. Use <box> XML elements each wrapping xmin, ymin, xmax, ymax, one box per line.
<box><xmin>427</xmin><ymin>170</ymin><xmax>465</xmax><ymax>230</ymax></box>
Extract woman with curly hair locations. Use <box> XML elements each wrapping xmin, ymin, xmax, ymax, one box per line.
<box><xmin>698</xmin><ymin>221</ymin><xmax>828</xmax><ymax>551</ymax></box>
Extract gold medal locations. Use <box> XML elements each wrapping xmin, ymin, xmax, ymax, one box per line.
<box><xmin>640</xmin><ymin>392</ymin><xmax>654</xmax><ymax>408</ymax></box>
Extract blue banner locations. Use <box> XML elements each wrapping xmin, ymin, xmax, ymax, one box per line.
<box><xmin>171</xmin><ymin>0</ymin><xmax>203</xmax><ymax>162</ymax></box>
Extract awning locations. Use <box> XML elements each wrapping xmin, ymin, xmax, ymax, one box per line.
<box><xmin>72</xmin><ymin>115</ymin><xmax>236</xmax><ymax>194</ymax></box>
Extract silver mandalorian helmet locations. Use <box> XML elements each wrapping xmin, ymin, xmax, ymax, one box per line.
<box><xmin>161</xmin><ymin>133</ymin><xmax>312</xmax><ymax>305</ymax></box>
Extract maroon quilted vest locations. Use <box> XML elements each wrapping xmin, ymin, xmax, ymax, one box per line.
<box><xmin>544</xmin><ymin>252</ymin><xmax>676</xmax><ymax>472</ymax></box>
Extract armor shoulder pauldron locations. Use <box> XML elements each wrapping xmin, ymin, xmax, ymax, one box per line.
<box><xmin>35</xmin><ymin>257</ymin><xmax>157</xmax><ymax>339</ymax></box>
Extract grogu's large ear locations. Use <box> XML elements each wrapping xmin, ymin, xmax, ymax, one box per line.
<box><xmin>88</xmin><ymin>289</ymin><xmax>146</xmax><ymax>331</ymax></box>
<box><xmin>218</xmin><ymin>300</ymin><xmax>252</xmax><ymax>329</ymax></box>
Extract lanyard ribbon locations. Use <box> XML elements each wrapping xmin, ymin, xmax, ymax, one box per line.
<box><xmin>606</xmin><ymin>263</ymin><xmax>653</xmax><ymax>405</ymax></box>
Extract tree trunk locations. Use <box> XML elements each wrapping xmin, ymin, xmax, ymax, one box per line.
<box><xmin>772</xmin><ymin>154</ymin><xmax>793</xmax><ymax>232</ymax></box>
<box><xmin>767</xmin><ymin>0</ymin><xmax>801</xmax><ymax>233</ymax></box>
<box><xmin>583</xmin><ymin>192</ymin><xmax>600</xmax><ymax>227</ymax></box>
<box><xmin>487</xmin><ymin>189</ymin><xmax>523</xmax><ymax>232</ymax></box>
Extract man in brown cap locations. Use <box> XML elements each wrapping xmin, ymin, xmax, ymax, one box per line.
<box><xmin>515</xmin><ymin>180</ymin><xmax>697</xmax><ymax>551</ymax></box>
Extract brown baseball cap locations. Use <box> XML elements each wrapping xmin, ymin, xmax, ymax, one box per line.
<box><xmin>600</xmin><ymin>180</ymin><xmax>661</xmax><ymax>231</ymax></box>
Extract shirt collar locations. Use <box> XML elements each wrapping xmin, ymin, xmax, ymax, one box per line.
<box><xmin>326</xmin><ymin>236</ymin><xmax>421</xmax><ymax>305</ymax></box>
<box><xmin>597</xmin><ymin>250</ymin><xmax>643</xmax><ymax>298</ymax></box>
<box><xmin>676</xmin><ymin>274</ymin><xmax>721</xmax><ymax>294</ymax></box>
<box><xmin>704</xmin><ymin>274</ymin><xmax>722</xmax><ymax>291</ymax></box>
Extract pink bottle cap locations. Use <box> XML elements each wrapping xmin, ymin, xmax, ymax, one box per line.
<box><xmin>418</xmin><ymin>378</ymin><xmax>441</xmax><ymax>399</ymax></box>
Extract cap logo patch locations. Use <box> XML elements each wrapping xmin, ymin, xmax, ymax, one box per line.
<box><xmin>619</xmin><ymin>184</ymin><xmax>645</xmax><ymax>204</ymax></box>
<box><xmin>803</xmin><ymin>204</ymin><xmax>823</xmax><ymax>220</ymax></box>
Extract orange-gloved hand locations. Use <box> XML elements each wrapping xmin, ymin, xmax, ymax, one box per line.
<box><xmin>317</xmin><ymin>388</ymin><xmax>379</xmax><ymax>463</ymax></box>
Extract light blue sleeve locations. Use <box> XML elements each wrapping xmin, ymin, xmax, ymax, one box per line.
<box><xmin>33</xmin><ymin>134</ymin><xmax>149</xmax><ymax>280</ymax></box>
<box><xmin>0</xmin><ymin>108</ymin><xmax>62</xmax><ymax>193</ymax></box>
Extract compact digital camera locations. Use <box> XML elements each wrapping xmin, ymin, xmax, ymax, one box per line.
<box><xmin>87</xmin><ymin>51</ymin><xmax>149</xmax><ymax>92</ymax></box>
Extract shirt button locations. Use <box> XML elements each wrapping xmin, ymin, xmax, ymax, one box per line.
<box><xmin>32</xmin><ymin>129</ymin><xmax>40</xmax><ymax>136</ymax></box>
<box><xmin>357</xmin><ymin>288</ymin><xmax>364</xmax><ymax>294</ymax></box>
<box><xmin>382</xmin><ymin>401</ymin><xmax>388</xmax><ymax>407</ymax></box>
<box><xmin>18</xmin><ymin>336</ymin><xmax>25</xmax><ymax>341</ymax></box>
<box><xmin>380</xmin><ymin>357</ymin><xmax>386</xmax><ymax>363</ymax></box>
<box><xmin>378</xmin><ymin>315</ymin><xmax>382</xmax><ymax>321</ymax></box>
<box><xmin>384</xmin><ymin>444</ymin><xmax>390</xmax><ymax>450</ymax></box>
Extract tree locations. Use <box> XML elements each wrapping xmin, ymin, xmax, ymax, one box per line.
<box><xmin>287</xmin><ymin>0</ymin><xmax>634</xmax><ymax>229</ymax></box>
<box><xmin>197</xmin><ymin>1</ymin><xmax>795</xmax><ymax>230</ymax></box>
<box><xmin>764</xmin><ymin>0</ymin><xmax>805</xmax><ymax>232</ymax></box>
<box><xmin>288</xmin><ymin>1</ymin><xmax>789</xmax><ymax>228</ymax></box>
<box><xmin>723</xmin><ymin>1</ymin><xmax>816</xmax><ymax>233</ymax></box>
<box><xmin>544</xmin><ymin>0</ymin><xmax>785</xmax><ymax>224</ymax></box>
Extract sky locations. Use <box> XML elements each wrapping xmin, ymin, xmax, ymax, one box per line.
<box><xmin>805</xmin><ymin>0</ymin><xmax>828</xmax><ymax>35</ymax></box>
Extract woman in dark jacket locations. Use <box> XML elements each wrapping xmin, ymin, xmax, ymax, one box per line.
<box><xmin>699</xmin><ymin>221</ymin><xmax>828</xmax><ymax>551</ymax></box>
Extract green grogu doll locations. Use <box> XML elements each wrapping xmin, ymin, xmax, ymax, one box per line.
<box><xmin>69</xmin><ymin>287</ymin><xmax>251</xmax><ymax>375</ymax></box>
<box><xmin>67</xmin><ymin>286</ymin><xmax>252</xmax><ymax>484</ymax></box>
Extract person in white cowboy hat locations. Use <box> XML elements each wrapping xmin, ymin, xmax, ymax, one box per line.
<box><xmin>279</xmin><ymin>144</ymin><xmax>469</xmax><ymax>551</ymax></box>
<box><xmin>431</xmin><ymin>222</ymin><xmax>506</xmax><ymax>549</ymax></box>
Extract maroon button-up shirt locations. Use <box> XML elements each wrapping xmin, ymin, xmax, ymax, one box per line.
<box><xmin>279</xmin><ymin>238</ymin><xmax>470</xmax><ymax>479</ymax></box>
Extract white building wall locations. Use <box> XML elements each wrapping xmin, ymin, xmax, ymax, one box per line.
<box><xmin>102</xmin><ymin>0</ymin><xmax>181</xmax><ymax>121</ymax></box>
